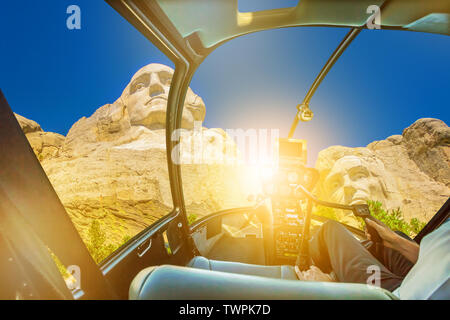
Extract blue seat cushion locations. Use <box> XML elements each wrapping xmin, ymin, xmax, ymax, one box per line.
<box><xmin>187</xmin><ymin>256</ymin><xmax>298</xmax><ymax>280</ymax></box>
<box><xmin>129</xmin><ymin>264</ymin><xmax>397</xmax><ymax>300</ymax></box>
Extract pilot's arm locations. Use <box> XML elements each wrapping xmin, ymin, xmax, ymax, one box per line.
<box><xmin>365</xmin><ymin>219</ymin><xmax>420</xmax><ymax>263</ymax></box>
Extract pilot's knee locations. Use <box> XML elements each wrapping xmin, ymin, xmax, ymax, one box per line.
<box><xmin>321</xmin><ymin>220</ymin><xmax>346</xmax><ymax>236</ymax></box>
<box><xmin>322</xmin><ymin>220</ymin><xmax>340</xmax><ymax>229</ymax></box>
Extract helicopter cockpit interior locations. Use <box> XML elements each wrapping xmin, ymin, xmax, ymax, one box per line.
<box><xmin>0</xmin><ymin>0</ymin><xmax>449</xmax><ymax>301</ymax></box>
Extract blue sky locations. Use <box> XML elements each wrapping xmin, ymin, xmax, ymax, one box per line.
<box><xmin>1</xmin><ymin>1</ymin><xmax>449</xmax><ymax>165</ymax></box>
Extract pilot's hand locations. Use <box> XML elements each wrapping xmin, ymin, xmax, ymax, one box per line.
<box><xmin>295</xmin><ymin>265</ymin><xmax>335</xmax><ymax>282</ymax></box>
<box><xmin>365</xmin><ymin>218</ymin><xmax>398</xmax><ymax>249</ymax></box>
<box><xmin>366</xmin><ymin>218</ymin><xmax>420</xmax><ymax>263</ymax></box>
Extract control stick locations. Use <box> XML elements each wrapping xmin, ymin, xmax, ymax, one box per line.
<box><xmin>294</xmin><ymin>184</ymin><xmax>383</xmax><ymax>261</ymax></box>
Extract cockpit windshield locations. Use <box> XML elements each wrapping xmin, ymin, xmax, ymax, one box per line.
<box><xmin>180</xmin><ymin>26</ymin><xmax>450</xmax><ymax>234</ymax></box>
<box><xmin>1</xmin><ymin>0</ymin><xmax>448</xmax><ymax>272</ymax></box>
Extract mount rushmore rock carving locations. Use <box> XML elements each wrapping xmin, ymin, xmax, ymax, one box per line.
<box><xmin>15</xmin><ymin>63</ymin><xmax>449</xmax><ymax>248</ymax></box>
<box><xmin>316</xmin><ymin>118</ymin><xmax>450</xmax><ymax>226</ymax></box>
<box><xmin>19</xmin><ymin>63</ymin><xmax>248</xmax><ymax>246</ymax></box>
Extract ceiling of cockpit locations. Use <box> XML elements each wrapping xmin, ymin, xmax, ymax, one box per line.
<box><xmin>155</xmin><ymin>0</ymin><xmax>449</xmax><ymax>49</ymax></box>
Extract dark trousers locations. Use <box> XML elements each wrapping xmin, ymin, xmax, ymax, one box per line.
<box><xmin>309</xmin><ymin>220</ymin><xmax>414</xmax><ymax>291</ymax></box>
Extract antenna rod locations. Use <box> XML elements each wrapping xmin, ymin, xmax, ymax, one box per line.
<box><xmin>288</xmin><ymin>27</ymin><xmax>361</xmax><ymax>138</ymax></box>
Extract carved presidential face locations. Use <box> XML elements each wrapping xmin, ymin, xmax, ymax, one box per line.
<box><xmin>323</xmin><ymin>155</ymin><xmax>388</xmax><ymax>206</ymax></box>
<box><xmin>120</xmin><ymin>63</ymin><xmax>205</xmax><ymax>129</ymax></box>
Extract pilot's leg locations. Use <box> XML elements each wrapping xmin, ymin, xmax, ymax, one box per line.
<box><xmin>376</xmin><ymin>232</ymin><xmax>414</xmax><ymax>278</ymax></box>
<box><xmin>309</xmin><ymin>220</ymin><xmax>403</xmax><ymax>291</ymax></box>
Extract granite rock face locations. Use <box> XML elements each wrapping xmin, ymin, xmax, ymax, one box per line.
<box><xmin>316</xmin><ymin>118</ymin><xmax>450</xmax><ymax>224</ymax></box>
<box><xmin>400</xmin><ymin>118</ymin><xmax>450</xmax><ymax>187</ymax></box>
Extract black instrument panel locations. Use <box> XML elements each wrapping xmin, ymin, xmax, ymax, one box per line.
<box><xmin>267</xmin><ymin>139</ymin><xmax>319</xmax><ymax>264</ymax></box>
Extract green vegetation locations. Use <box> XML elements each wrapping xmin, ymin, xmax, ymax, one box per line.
<box><xmin>85</xmin><ymin>220</ymin><xmax>131</xmax><ymax>264</ymax></box>
<box><xmin>410</xmin><ymin>218</ymin><xmax>427</xmax><ymax>235</ymax></box>
<box><xmin>314</xmin><ymin>200</ymin><xmax>427</xmax><ymax>238</ymax></box>
<box><xmin>364</xmin><ymin>200</ymin><xmax>427</xmax><ymax>237</ymax></box>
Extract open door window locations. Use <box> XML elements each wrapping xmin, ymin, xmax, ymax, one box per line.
<box><xmin>0</xmin><ymin>17</ymin><xmax>190</xmax><ymax>298</ymax></box>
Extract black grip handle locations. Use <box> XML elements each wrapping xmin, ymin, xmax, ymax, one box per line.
<box><xmin>351</xmin><ymin>204</ymin><xmax>382</xmax><ymax>243</ymax></box>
